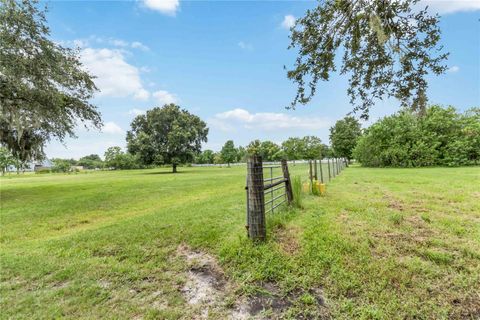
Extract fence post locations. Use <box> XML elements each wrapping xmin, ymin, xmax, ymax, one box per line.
<box><xmin>247</xmin><ymin>155</ymin><xmax>266</xmax><ymax>241</ymax></box>
<box><xmin>332</xmin><ymin>158</ymin><xmax>336</xmax><ymax>177</ymax></box>
<box><xmin>309</xmin><ymin>160</ymin><xmax>313</xmax><ymax>187</ymax></box>
<box><xmin>314</xmin><ymin>159</ymin><xmax>318</xmax><ymax>181</ymax></box>
<box><xmin>327</xmin><ymin>158</ymin><xmax>331</xmax><ymax>181</ymax></box>
<box><xmin>281</xmin><ymin>159</ymin><xmax>293</xmax><ymax>204</ymax></box>
<box><xmin>319</xmin><ymin>159</ymin><xmax>324</xmax><ymax>183</ymax></box>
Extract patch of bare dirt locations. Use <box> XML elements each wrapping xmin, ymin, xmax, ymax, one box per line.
<box><xmin>449</xmin><ymin>292</ymin><xmax>480</xmax><ymax>319</ymax></box>
<box><xmin>176</xmin><ymin>244</ymin><xmax>227</xmax><ymax>318</ymax></box>
<box><xmin>176</xmin><ymin>244</ymin><xmax>328</xmax><ymax>319</ymax></box>
<box><xmin>384</xmin><ymin>194</ymin><xmax>405</xmax><ymax>211</ymax></box>
<box><xmin>231</xmin><ymin>283</ymin><xmax>327</xmax><ymax>319</ymax></box>
<box><xmin>275</xmin><ymin>226</ymin><xmax>301</xmax><ymax>255</ymax></box>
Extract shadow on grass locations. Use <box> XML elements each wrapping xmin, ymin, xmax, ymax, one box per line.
<box><xmin>142</xmin><ymin>170</ymin><xmax>190</xmax><ymax>175</ymax></box>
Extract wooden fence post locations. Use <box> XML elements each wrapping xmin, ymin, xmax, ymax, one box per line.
<box><xmin>314</xmin><ymin>159</ymin><xmax>318</xmax><ymax>181</ymax></box>
<box><xmin>281</xmin><ymin>159</ymin><xmax>293</xmax><ymax>204</ymax></box>
<box><xmin>247</xmin><ymin>155</ymin><xmax>266</xmax><ymax>241</ymax></box>
<box><xmin>319</xmin><ymin>159</ymin><xmax>324</xmax><ymax>183</ymax></box>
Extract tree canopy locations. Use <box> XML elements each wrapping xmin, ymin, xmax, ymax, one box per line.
<box><xmin>330</xmin><ymin>116</ymin><xmax>362</xmax><ymax>161</ymax></box>
<box><xmin>281</xmin><ymin>137</ymin><xmax>302</xmax><ymax>161</ymax></box>
<box><xmin>220</xmin><ymin>140</ymin><xmax>237</xmax><ymax>166</ymax></box>
<box><xmin>287</xmin><ymin>0</ymin><xmax>448</xmax><ymax>118</ymax></box>
<box><xmin>300</xmin><ymin>135</ymin><xmax>323</xmax><ymax>159</ymax></box>
<box><xmin>126</xmin><ymin>104</ymin><xmax>208</xmax><ymax>173</ymax></box>
<box><xmin>78</xmin><ymin>154</ymin><xmax>103</xmax><ymax>169</ymax></box>
<box><xmin>353</xmin><ymin>106</ymin><xmax>480</xmax><ymax>167</ymax></box>
<box><xmin>0</xmin><ymin>0</ymin><xmax>101</xmax><ymax>165</ymax></box>
<box><xmin>195</xmin><ymin>150</ymin><xmax>215</xmax><ymax>164</ymax></box>
<box><xmin>0</xmin><ymin>147</ymin><xmax>15</xmax><ymax>175</ymax></box>
<box><xmin>104</xmin><ymin>146</ymin><xmax>140</xmax><ymax>170</ymax></box>
<box><xmin>245</xmin><ymin>136</ymin><xmax>326</xmax><ymax>161</ymax></box>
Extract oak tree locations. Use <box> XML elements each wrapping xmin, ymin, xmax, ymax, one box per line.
<box><xmin>287</xmin><ymin>0</ymin><xmax>448</xmax><ymax>118</ymax></box>
<box><xmin>330</xmin><ymin>116</ymin><xmax>362</xmax><ymax>161</ymax></box>
<box><xmin>126</xmin><ymin>104</ymin><xmax>208</xmax><ymax>173</ymax></box>
<box><xmin>0</xmin><ymin>0</ymin><xmax>101</xmax><ymax>166</ymax></box>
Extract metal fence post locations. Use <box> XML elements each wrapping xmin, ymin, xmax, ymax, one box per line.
<box><xmin>332</xmin><ymin>158</ymin><xmax>336</xmax><ymax>178</ymax></box>
<box><xmin>247</xmin><ymin>155</ymin><xmax>266</xmax><ymax>241</ymax></box>
<box><xmin>327</xmin><ymin>158</ymin><xmax>331</xmax><ymax>182</ymax></box>
<box><xmin>281</xmin><ymin>159</ymin><xmax>293</xmax><ymax>204</ymax></box>
<box><xmin>319</xmin><ymin>159</ymin><xmax>324</xmax><ymax>183</ymax></box>
<box><xmin>309</xmin><ymin>160</ymin><xmax>313</xmax><ymax>188</ymax></box>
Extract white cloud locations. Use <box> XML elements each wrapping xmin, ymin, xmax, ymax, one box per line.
<box><xmin>281</xmin><ymin>15</ymin><xmax>296</xmax><ymax>29</ymax></box>
<box><xmin>418</xmin><ymin>0</ymin><xmax>480</xmax><ymax>14</ymax></box>
<box><xmin>65</xmin><ymin>37</ymin><xmax>149</xmax><ymax>51</ymax></box>
<box><xmin>131</xmin><ymin>41</ymin><xmax>150</xmax><ymax>51</ymax></box>
<box><xmin>153</xmin><ymin>90</ymin><xmax>178</xmax><ymax>105</ymax></box>
<box><xmin>140</xmin><ymin>66</ymin><xmax>152</xmax><ymax>73</ymax></box>
<box><xmin>128</xmin><ymin>108</ymin><xmax>146</xmax><ymax>116</ymax></box>
<box><xmin>447</xmin><ymin>65</ymin><xmax>460</xmax><ymax>73</ymax></box>
<box><xmin>143</xmin><ymin>0</ymin><xmax>179</xmax><ymax>15</ymax></box>
<box><xmin>238</xmin><ymin>41</ymin><xmax>253</xmax><ymax>51</ymax></box>
<box><xmin>134</xmin><ymin>88</ymin><xmax>150</xmax><ymax>100</ymax></box>
<box><xmin>102</xmin><ymin>122</ymin><xmax>123</xmax><ymax>134</ymax></box>
<box><xmin>80</xmin><ymin>48</ymin><xmax>148</xmax><ymax>99</ymax></box>
<box><xmin>211</xmin><ymin>108</ymin><xmax>331</xmax><ymax>132</ymax></box>
<box><xmin>111</xmin><ymin>39</ymin><xmax>128</xmax><ymax>47</ymax></box>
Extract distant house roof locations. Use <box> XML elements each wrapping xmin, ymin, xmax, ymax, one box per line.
<box><xmin>34</xmin><ymin>159</ymin><xmax>53</xmax><ymax>168</ymax></box>
<box><xmin>6</xmin><ymin>158</ymin><xmax>53</xmax><ymax>172</ymax></box>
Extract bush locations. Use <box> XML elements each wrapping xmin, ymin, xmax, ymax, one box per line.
<box><xmin>353</xmin><ymin>106</ymin><xmax>480</xmax><ymax>167</ymax></box>
<box><xmin>35</xmin><ymin>168</ymin><xmax>51</xmax><ymax>174</ymax></box>
<box><xmin>51</xmin><ymin>159</ymin><xmax>72</xmax><ymax>173</ymax></box>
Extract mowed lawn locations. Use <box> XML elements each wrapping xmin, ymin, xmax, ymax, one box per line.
<box><xmin>1</xmin><ymin>165</ymin><xmax>479</xmax><ymax>319</ymax></box>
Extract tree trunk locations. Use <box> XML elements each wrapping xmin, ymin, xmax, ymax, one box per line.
<box><xmin>172</xmin><ymin>164</ymin><xmax>177</xmax><ymax>173</ymax></box>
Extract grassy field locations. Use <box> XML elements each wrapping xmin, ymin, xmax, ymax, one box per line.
<box><xmin>1</xmin><ymin>165</ymin><xmax>479</xmax><ymax>319</ymax></box>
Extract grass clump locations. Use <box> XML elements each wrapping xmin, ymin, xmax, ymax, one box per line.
<box><xmin>389</xmin><ymin>212</ymin><xmax>404</xmax><ymax>225</ymax></box>
<box><xmin>291</xmin><ymin>175</ymin><xmax>304</xmax><ymax>209</ymax></box>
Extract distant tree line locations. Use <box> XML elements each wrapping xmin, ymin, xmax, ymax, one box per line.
<box><xmin>194</xmin><ymin>136</ymin><xmax>334</xmax><ymax>166</ymax></box>
<box><xmin>353</xmin><ymin>106</ymin><xmax>480</xmax><ymax>167</ymax></box>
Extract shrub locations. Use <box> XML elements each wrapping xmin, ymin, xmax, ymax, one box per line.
<box><xmin>51</xmin><ymin>159</ymin><xmax>72</xmax><ymax>173</ymax></box>
<box><xmin>353</xmin><ymin>106</ymin><xmax>480</xmax><ymax>167</ymax></box>
<box><xmin>35</xmin><ymin>168</ymin><xmax>51</xmax><ymax>174</ymax></box>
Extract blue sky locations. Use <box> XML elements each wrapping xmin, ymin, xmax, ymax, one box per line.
<box><xmin>43</xmin><ymin>0</ymin><xmax>480</xmax><ymax>159</ymax></box>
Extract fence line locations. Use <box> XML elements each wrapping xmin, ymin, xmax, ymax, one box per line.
<box><xmin>192</xmin><ymin>159</ymin><xmax>316</xmax><ymax>167</ymax></box>
<box><xmin>304</xmin><ymin>158</ymin><xmax>347</xmax><ymax>195</ymax></box>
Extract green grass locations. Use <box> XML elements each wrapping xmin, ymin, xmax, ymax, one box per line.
<box><xmin>1</xmin><ymin>165</ymin><xmax>479</xmax><ymax>319</ymax></box>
